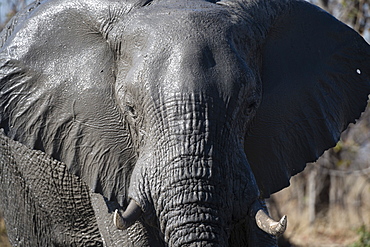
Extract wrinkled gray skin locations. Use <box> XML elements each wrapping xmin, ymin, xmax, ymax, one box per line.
<box><xmin>0</xmin><ymin>0</ymin><xmax>370</xmax><ymax>246</ymax></box>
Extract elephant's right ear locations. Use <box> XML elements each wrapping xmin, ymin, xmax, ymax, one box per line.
<box><xmin>0</xmin><ymin>1</ymin><xmax>136</xmax><ymax>206</ymax></box>
<box><xmin>244</xmin><ymin>1</ymin><xmax>370</xmax><ymax>198</ymax></box>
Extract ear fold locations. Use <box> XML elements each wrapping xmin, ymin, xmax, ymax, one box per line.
<box><xmin>244</xmin><ymin>1</ymin><xmax>370</xmax><ymax>197</ymax></box>
<box><xmin>0</xmin><ymin>1</ymin><xmax>134</xmax><ymax>205</ymax></box>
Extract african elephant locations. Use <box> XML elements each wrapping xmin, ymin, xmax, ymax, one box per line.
<box><xmin>0</xmin><ymin>0</ymin><xmax>369</xmax><ymax>246</ymax></box>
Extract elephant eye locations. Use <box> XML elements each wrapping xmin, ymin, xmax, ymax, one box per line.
<box><xmin>125</xmin><ymin>105</ymin><xmax>137</xmax><ymax>118</ymax></box>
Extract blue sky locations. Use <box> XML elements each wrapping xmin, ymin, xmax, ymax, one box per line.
<box><xmin>0</xmin><ymin>0</ymin><xmax>32</xmax><ymax>25</ymax></box>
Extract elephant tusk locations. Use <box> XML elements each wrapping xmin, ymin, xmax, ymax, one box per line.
<box><xmin>255</xmin><ymin>210</ymin><xmax>287</xmax><ymax>237</ymax></box>
<box><xmin>114</xmin><ymin>200</ymin><xmax>143</xmax><ymax>230</ymax></box>
<box><xmin>250</xmin><ymin>199</ymin><xmax>287</xmax><ymax>237</ymax></box>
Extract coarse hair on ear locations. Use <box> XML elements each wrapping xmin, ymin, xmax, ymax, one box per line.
<box><xmin>243</xmin><ymin>0</ymin><xmax>370</xmax><ymax>198</ymax></box>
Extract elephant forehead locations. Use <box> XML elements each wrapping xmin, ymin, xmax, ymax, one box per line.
<box><xmin>116</xmin><ymin>2</ymin><xmax>257</xmax><ymax>103</ymax></box>
<box><xmin>118</xmin><ymin>1</ymin><xmax>235</xmax><ymax>56</ymax></box>
<box><xmin>123</xmin><ymin>0</ymin><xmax>232</xmax><ymax>36</ymax></box>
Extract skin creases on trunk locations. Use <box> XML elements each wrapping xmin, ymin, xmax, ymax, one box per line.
<box><xmin>154</xmin><ymin>104</ymin><xmax>232</xmax><ymax>246</ymax></box>
<box><xmin>153</xmin><ymin>153</ymin><xmax>233</xmax><ymax>247</ymax></box>
<box><xmin>127</xmin><ymin>147</ymin><xmax>234</xmax><ymax>246</ymax></box>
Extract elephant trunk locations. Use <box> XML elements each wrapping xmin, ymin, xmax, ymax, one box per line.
<box><xmin>153</xmin><ymin>137</ymin><xmax>233</xmax><ymax>246</ymax></box>
<box><xmin>163</xmin><ymin>205</ymin><xmax>228</xmax><ymax>247</ymax></box>
<box><xmin>157</xmin><ymin>158</ymin><xmax>230</xmax><ymax>246</ymax></box>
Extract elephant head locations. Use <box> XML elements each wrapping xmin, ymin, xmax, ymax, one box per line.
<box><xmin>0</xmin><ymin>0</ymin><xmax>370</xmax><ymax>246</ymax></box>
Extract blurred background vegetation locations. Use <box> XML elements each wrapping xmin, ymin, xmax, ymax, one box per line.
<box><xmin>0</xmin><ymin>0</ymin><xmax>370</xmax><ymax>246</ymax></box>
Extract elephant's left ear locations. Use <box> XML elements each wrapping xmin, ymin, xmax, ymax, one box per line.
<box><xmin>244</xmin><ymin>1</ymin><xmax>370</xmax><ymax>198</ymax></box>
